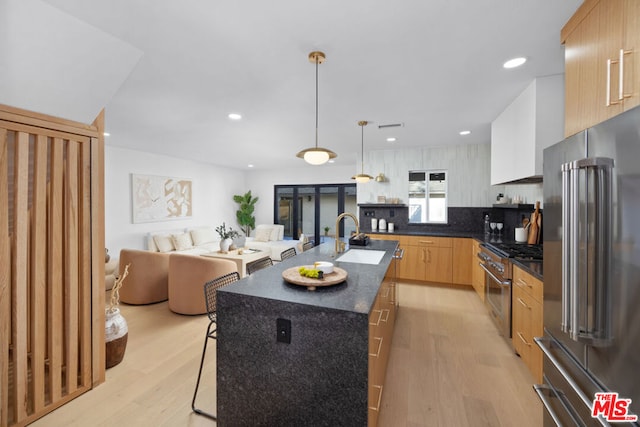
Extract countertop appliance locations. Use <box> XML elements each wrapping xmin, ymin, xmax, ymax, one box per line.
<box><xmin>478</xmin><ymin>242</ymin><xmax>543</xmax><ymax>339</ymax></box>
<box><xmin>537</xmin><ymin>106</ymin><xmax>640</xmax><ymax>426</ymax></box>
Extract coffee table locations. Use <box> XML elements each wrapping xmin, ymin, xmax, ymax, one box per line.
<box><xmin>201</xmin><ymin>249</ymin><xmax>270</xmax><ymax>278</ymax></box>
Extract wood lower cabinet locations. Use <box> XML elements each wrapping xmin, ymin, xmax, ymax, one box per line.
<box><xmin>397</xmin><ymin>236</ymin><xmax>453</xmax><ymax>283</ymax></box>
<box><xmin>512</xmin><ymin>266</ymin><xmax>543</xmax><ymax>383</ymax></box>
<box><xmin>562</xmin><ymin>0</ymin><xmax>640</xmax><ymax>137</ymax></box>
<box><xmin>373</xmin><ymin>235</ymin><xmax>475</xmax><ymax>286</ymax></box>
<box><xmin>452</xmin><ymin>237</ymin><xmax>472</xmax><ymax>285</ymax></box>
<box><xmin>471</xmin><ymin>239</ymin><xmax>485</xmax><ymax>301</ymax></box>
<box><xmin>368</xmin><ymin>263</ymin><xmax>398</xmax><ymax>427</ymax></box>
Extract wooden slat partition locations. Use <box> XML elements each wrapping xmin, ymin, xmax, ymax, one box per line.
<box><xmin>30</xmin><ymin>135</ymin><xmax>47</xmax><ymax>413</ymax></box>
<box><xmin>0</xmin><ymin>129</ymin><xmax>11</xmax><ymax>427</ymax></box>
<box><xmin>48</xmin><ymin>138</ymin><xmax>64</xmax><ymax>406</ymax></box>
<box><xmin>12</xmin><ymin>132</ymin><xmax>29</xmax><ymax>422</ymax></box>
<box><xmin>0</xmin><ymin>104</ymin><xmax>105</xmax><ymax>427</ymax></box>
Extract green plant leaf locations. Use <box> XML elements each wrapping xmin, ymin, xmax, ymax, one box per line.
<box><xmin>234</xmin><ymin>190</ymin><xmax>259</xmax><ymax>236</ymax></box>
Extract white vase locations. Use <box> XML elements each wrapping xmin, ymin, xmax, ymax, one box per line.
<box><xmin>220</xmin><ymin>238</ymin><xmax>233</xmax><ymax>252</ymax></box>
<box><xmin>105</xmin><ymin>307</ymin><xmax>128</xmax><ymax>368</ymax></box>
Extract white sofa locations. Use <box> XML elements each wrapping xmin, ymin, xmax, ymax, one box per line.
<box><xmin>146</xmin><ymin>224</ymin><xmax>301</xmax><ymax>261</ymax></box>
<box><xmin>244</xmin><ymin>224</ymin><xmax>301</xmax><ymax>261</ymax></box>
<box><xmin>146</xmin><ymin>227</ymin><xmax>220</xmax><ymax>256</ymax></box>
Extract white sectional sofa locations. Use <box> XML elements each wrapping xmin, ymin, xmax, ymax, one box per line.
<box><xmin>243</xmin><ymin>224</ymin><xmax>302</xmax><ymax>261</ymax></box>
<box><xmin>146</xmin><ymin>224</ymin><xmax>302</xmax><ymax>261</ymax></box>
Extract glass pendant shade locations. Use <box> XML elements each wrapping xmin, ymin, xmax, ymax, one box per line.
<box><xmin>299</xmin><ymin>148</ymin><xmax>331</xmax><ymax>165</ymax></box>
<box><xmin>353</xmin><ymin>174</ymin><xmax>372</xmax><ymax>183</ymax></box>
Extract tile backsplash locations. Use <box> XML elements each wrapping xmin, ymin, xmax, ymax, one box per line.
<box><xmin>359</xmin><ymin>205</ymin><xmax>542</xmax><ymax>242</ymax></box>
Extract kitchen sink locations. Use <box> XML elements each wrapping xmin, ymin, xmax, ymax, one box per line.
<box><xmin>335</xmin><ymin>249</ymin><xmax>385</xmax><ymax>265</ymax></box>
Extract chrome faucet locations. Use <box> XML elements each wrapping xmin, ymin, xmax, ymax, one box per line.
<box><xmin>335</xmin><ymin>212</ymin><xmax>360</xmax><ymax>253</ymax></box>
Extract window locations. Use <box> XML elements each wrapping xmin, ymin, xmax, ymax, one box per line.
<box><xmin>274</xmin><ymin>184</ymin><xmax>357</xmax><ymax>244</ymax></box>
<box><xmin>408</xmin><ymin>170</ymin><xmax>447</xmax><ymax>223</ymax></box>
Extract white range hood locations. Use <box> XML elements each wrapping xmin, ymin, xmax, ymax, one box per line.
<box><xmin>490</xmin><ymin>74</ymin><xmax>565</xmax><ymax>185</ymax></box>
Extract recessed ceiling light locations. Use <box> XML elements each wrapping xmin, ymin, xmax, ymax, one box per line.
<box><xmin>503</xmin><ymin>57</ymin><xmax>527</xmax><ymax>69</ymax></box>
<box><xmin>247</xmin><ymin>164</ymin><xmax>254</xmax><ymax>168</ymax></box>
<box><xmin>459</xmin><ymin>130</ymin><xmax>471</xmax><ymax>136</ymax></box>
<box><xmin>386</xmin><ymin>137</ymin><xmax>397</xmax><ymax>142</ymax></box>
<box><xmin>228</xmin><ymin>113</ymin><xmax>242</xmax><ymax>120</ymax></box>
<box><xmin>103</xmin><ymin>132</ymin><xmax>110</xmax><ymax>137</ymax></box>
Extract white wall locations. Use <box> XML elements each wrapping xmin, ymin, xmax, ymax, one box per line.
<box><xmin>105</xmin><ymin>144</ymin><xmax>544</xmax><ymax>256</ymax></box>
<box><xmin>359</xmin><ymin>143</ymin><xmax>500</xmax><ymax>207</ymax></box>
<box><xmin>105</xmin><ymin>146</ymin><xmax>246</xmax><ymax>254</ymax></box>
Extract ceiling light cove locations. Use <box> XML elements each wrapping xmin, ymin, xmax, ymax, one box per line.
<box><xmin>228</xmin><ymin>113</ymin><xmax>242</xmax><ymax>120</ymax></box>
<box><xmin>503</xmin><ymin>57</ymin><xmax>527</xmax><ymax>69</ymax></box>
<box><xmin>459</xmin><ymin>130</ymin><xmax>471</xmax><ymax>136</ymax></box>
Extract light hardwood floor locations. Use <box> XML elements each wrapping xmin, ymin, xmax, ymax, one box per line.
<box><xmin>32</xmin><ymin>282</ymin><xmax>541</xmax><ymax>427</ymax></box>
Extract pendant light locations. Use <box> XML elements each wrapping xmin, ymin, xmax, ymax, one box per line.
<box><xmin>296</xmin><ymin>51</ymin><xmax>337</xmax><ymax>165</ymax></box>
<box><xmin>352</xmin><ymin>121</ymin><xmax>374</xmax><ymax>183</ymax></box>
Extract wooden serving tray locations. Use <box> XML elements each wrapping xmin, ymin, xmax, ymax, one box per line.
<box><xmin>282</xmin><ymin>266</ymin><xmax>348</xmax><ymax>291</ymax></box>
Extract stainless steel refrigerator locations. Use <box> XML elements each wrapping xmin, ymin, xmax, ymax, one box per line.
<box><xmin>538</xmin><ymin>106</ymin><xmax>640</xmax><ymax>426</ymax></box>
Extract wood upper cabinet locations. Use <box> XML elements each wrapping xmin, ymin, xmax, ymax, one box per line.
<box><xmin>626</xmin><ymin>0</ymin><xmax>640</xmax><ymax>110</ymax></box>
<box><xmin>563</xmin><ymin>0</ymin><xmax>640</xmax><ymax>136</ymax></box>
<box><xmin>471</xmin><ymin>239</ymin><xmax>485</xmax><ymax>301</ymax></box>
<box><xmin>512</xmin><ymin>265</ymin><xmax>543</xmax><ymax>383</ymax></box>
<box><xmin>452</xmin><ymin>238</ymin><xmax>472</xmax><ymax>285</ymax></box>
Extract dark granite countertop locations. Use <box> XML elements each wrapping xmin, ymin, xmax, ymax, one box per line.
<box><xmin>366</xmin><ymin>229</ymin><xmax>523</xmax><ymax>245</ymax></box>
<box><xmin>366</xmin><ymin>229</ymin><xmax>486</xmax><ymax>239</ymax></box>
<box><xmin>363</xmin><ymin>230</ymin><xmax>544</xmax><ymax>279</ymax></box>
<box><xmin>217</xmin><ymin>240</ymin><xmax>398</xmax><ymax>315</ymax></box>
<box><xmin>512</xmin><ymin>259</ymin><xmax>543</xmax><ymax>281</ymax></box>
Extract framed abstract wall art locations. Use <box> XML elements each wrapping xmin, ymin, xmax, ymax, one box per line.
<box><xmin>131</xmin><ymin>174</ymin><xmax>193</xmax><ymax>223</ymax></box>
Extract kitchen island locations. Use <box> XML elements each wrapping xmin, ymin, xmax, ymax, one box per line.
<box><xmin>216</xmin><ymin>240</ymin><xmax>398</xmax><ymax>426</ymax></box>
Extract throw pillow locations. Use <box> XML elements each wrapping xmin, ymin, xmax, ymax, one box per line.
<box><xmin>154</xmin><ymin>235</ymin><xmax>175</xmax><ymax>253</ymax></box>
<box><xmin>190</xmin><ymin>227</ymin><xmax>216</xmax><ymax>245</ymax></box>
<box><xmin>269</xmin><ymin>226</ymin><xmax>280</xmax><ymax>241</ymax></box>
<box><xmin>172</xmin><ymin>233</ymin><xmax>194</xmax><ymax>251</ymax></box>
<box><xmin>254</xmin><ymin>227</ymin><xmax>272</xmax><ymax>242</ymax></box>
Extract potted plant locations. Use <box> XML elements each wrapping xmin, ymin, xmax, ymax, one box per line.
<box><xmin>233</xmin><ymin>191</ymin><xmax>259</xmax><ymax>237</ymax></box>
<box><xmin>216</xmin><ymin>222</ymin><xmax>240</xmax><ymax>253</ymax></box>
<box><xmin>324</xmin><ymin>226</ymin><xmax>330</xmax><ymax>236</ymax></box>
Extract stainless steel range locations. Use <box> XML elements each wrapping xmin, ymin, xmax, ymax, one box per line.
<box><xmin>478</xmin><ymin>242</ymin><xmax>543</xmax><ymax>338</ymax></box>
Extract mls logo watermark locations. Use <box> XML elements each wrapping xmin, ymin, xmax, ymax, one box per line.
<box><xmin>591</xmin><ymin>392</ymin><xmax>638</xmax><ymax>422</ymax></box>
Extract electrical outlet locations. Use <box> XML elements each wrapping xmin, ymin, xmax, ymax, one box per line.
<box><xmin>276</xmin><ymin>318</ymin><xmax>291</xmax><ymax>344</ymax></box>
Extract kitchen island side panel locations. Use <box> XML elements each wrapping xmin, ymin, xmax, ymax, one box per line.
<box><xmin>217</xmin><ymin>291</ymin><xmax>369</xmax><ymax>427</ymax></box>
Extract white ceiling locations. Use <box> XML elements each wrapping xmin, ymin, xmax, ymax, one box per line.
<box><xmin>22</xmin><ymin>0</ymin><xmax>582</xmax><ymax>170</ymax></box>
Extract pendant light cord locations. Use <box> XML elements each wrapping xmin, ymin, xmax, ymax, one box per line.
<box><xmin>315</xmin><ymin>55</ymin><xmax>319</xmax><ymax>149</ymax></box>
<box><xmin>360</xmin><ymin>124</ymin><xmax>365</xmax><ymax>174</ymax></box>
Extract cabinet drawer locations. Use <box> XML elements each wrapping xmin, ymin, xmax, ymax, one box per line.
<box><xmin>512</xmin><ymin>280</ymin><xmax>543</xmax><ymax>383</ymax></box>
<box><xmin>513</xmin><ymin>266</ymin><xmax>543</xmax><ymax>303</ymax></box>
<box><xmin>404</xmin><ymin>235</ymin><xmax>452</xmax><ymax>248</ymax></box>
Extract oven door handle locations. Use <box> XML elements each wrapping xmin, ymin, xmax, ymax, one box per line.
<box><xmin>479</xmin><ymin>263</ymin><xmax>511</xmax><ymax>286</ymax></box>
